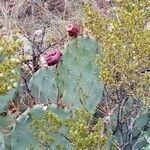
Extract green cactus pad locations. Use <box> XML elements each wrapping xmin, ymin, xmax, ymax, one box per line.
<box><xmin>0</xmin><ymin>133</ymin><xmax>5</xmax><ymax>150</ymax></box>
<box><xmin>56</xmin><ymin>36</ymin><xmax>103</xmax><ymax>112</ymax></box>
<box><xmin>29</xmin><ymin>68</ymin><xmax>58</xmax><ymax>103</ymax></box>
<box><xmin>11</xmin><ymin>104</ymin><xmax>72</xmax><ymax>150</ymax></box>
<box><xmin>0</xmin><ymin>113</ymin><xmax>16</xmax><ymax>150</ymax></box>
<box><xmin>0</xmin><ymin>85</ymin><xmax>19</xmax><ymax>113</ymax></box>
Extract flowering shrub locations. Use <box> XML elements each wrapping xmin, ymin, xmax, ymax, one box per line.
<box><xmin>0</xmin><ymin>35</ymin><xmax>22</xmax><ymax>94</ymax></box>
<box><xmin>84</xmin><ymin>0</ymin><xmax>150</xmax><ymax>104</ymax></box>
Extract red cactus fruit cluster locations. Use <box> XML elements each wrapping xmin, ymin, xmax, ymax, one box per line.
<box><xmin>66</xmin><ymin>23</ymin><xmax>80</xmax><ymax>37</ymax></box>
<box><xmin>45</xmin><ymin>49</ymin><xmax>62</xmax><ymax>66</ymax></box>
<box><xmin>45</xmin><ymin>23</ymin><xmax>80</xmax><ymax>66</ymax></box>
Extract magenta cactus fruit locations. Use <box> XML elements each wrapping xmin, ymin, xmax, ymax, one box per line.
<box><xmin>66</xmin><ymin>23</ymin><xmax>80</xmax><ymax>37</ymax></box>
<box><xmin>45</xmin><ymin>49</ymin><xmax>62</xmax><ymax>66</ymax></box>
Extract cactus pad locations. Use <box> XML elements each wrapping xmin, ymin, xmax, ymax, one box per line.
<box><xmin>56</xmin><ymin>36</ymin><xmax>103</xmax><ymax>112</ymax></box>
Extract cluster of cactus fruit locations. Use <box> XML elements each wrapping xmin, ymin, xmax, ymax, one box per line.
<box><xmin>45</xmin><ymin>23</ymin><xmax>80</xmax><ymax>66</ymax></box>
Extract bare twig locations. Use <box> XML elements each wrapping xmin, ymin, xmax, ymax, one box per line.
<box><xmin>21</xmin><ymin>75</ymin><xmax>35</xmax><ymax>101</ymax></box>
<box><xmin>39</xmin><ymin>26</ymin><xmax>46</xmax><ymax>50</ymax></box>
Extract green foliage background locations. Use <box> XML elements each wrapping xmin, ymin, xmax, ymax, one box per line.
<box><xmin>84</xmin><ymin>0</ymin><xmax>150</xmax><ymax>104</ymax></box>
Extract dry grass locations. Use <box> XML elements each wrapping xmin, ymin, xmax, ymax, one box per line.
<box><xmin>0</xmin><ymin>0</ymin><xmax>83</xmax><ymax>35</ymax></box>
<box><xmin>0</xmin><ymin>0</ymin><xmax>112</xmax><ymax>50</ymax></box>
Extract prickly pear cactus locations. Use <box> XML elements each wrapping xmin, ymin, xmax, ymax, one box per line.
<box><xmin>106</xmin><ymin>104</ymin><xmax>150</xmax><ymax>150</ymax></box>
<box><xmin>29</xmin><ymin>68</ymin><xmax>58</xmax><ymax>103</ymax></box>
<box><xmin>0</xmin><ymin>113</ymin><xmax>16</xmax><ymax>150</ymax></box>
<box><xmin>11</xmin><ymin>110</ymin><xmax>39</xmax><ymax>150</ymax></box>
<box><xmin>11</xmin><ymin>104</ymin><xmax>72</xmax><ymax>150</ymax></box>
<box><xmin>56</xmin><ymin>36</ymin><xmax>103</xmax><ymax>112</ymax></box>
